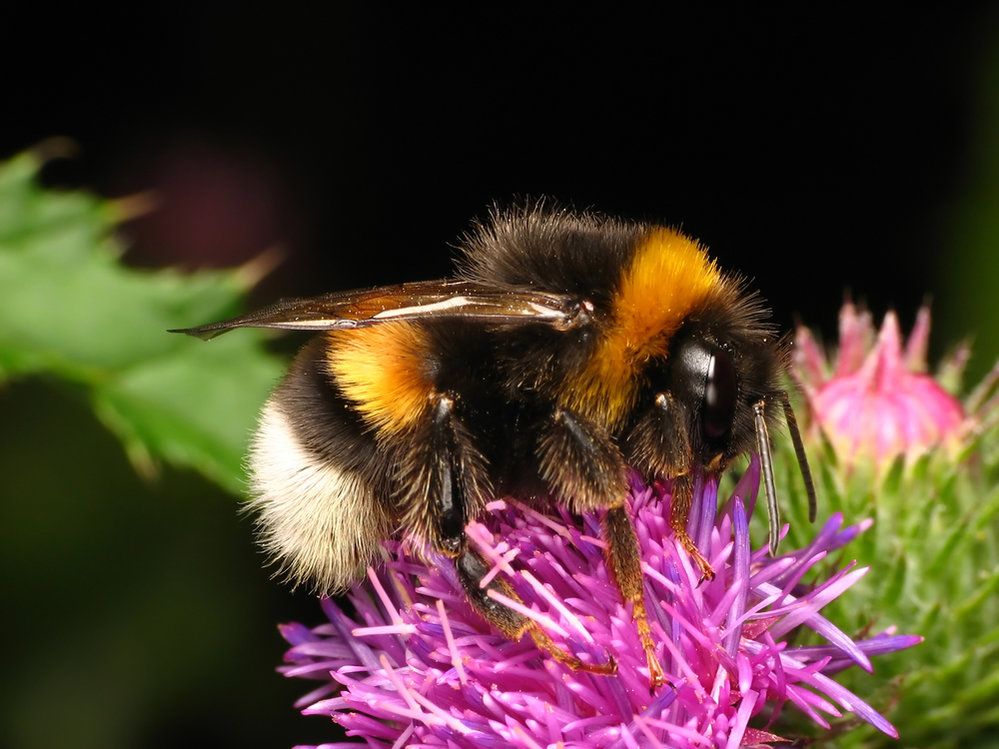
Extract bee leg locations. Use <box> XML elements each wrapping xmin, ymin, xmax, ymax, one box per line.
<box><xmin>397</xmin><ymin>391</ymin><xmax>490</xmax><ymax>556</ymax></box>
<box><xmin>669</xmin><ymin>471</ymin><xmax>715</xmax><ymax>582</ymax></box>
<box><xmin>421</xmin><ymin>396</ymin><xmax>613</xmax><ymax>675</ymax></box>
<box><xmin>602</xmin><ymin>505</ymin><xmax>670</xmax><ymax>691</ymax></box>
<box><xmin>537</xmin><ymin>407</ymin><xmax>666</xmax><ymax>690</ymax></box>
<box><xmin>537</xmin><ymin>408</ymin><xmax>628</xmax><ymax>513</ymax></box>
<box><xmin>628</xmin><ymin>391</ymin><xmax>715</xmax><ymax>582</ymax></box>
<box><xmin>455</xmin><ymin>546</ymin><xmax>617</xmax><ymax>676</ymax></box>
<box><xmin>428</xmin><ymin>393</ymin><xmax>469</xmax><ymax>555</ymax></box>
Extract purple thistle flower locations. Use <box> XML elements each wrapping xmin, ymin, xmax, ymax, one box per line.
<box><xmin>279</xmin><ymin>458</ymin><xmax>919</xmax><ymax>748</ymax></box>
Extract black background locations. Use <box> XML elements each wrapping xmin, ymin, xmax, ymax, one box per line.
<box><xmin>2</xmin><ymin>6</ymin><xmax>995</xmax><ymax>748</ymax></box>
<box><xmin>7</xmin><ymin>7</ymin><xmax>991</xmax><ymax>338</ymax></box>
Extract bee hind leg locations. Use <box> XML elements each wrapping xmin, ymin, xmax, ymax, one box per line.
<box><xmin>455</xmin><ymin>546</ymin><xmax>617</xmax><ymax>676</ymax></box>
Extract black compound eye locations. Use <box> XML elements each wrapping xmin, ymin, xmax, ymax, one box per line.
<box><xmin>702</xmin><ymin>347</ymin><xmax>737</xmax><ymax>442</ymax></box>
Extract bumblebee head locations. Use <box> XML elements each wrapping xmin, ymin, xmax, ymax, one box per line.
<box><xmin>663</xmin><ymin>316</ymin><xmax>785</xmax><ymax>470</ymax></box>
<box><xmin>627</xmin><ymin>281</ymin><xmax>816</xmax><ymax>553</ymax></box>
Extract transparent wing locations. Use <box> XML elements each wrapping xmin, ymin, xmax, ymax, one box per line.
<box><xmin>170</xmin><ymin>279</ymin><xmax>591</xmax><ymax>340</ymax></box>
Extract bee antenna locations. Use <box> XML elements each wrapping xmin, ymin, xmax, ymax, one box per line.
<box><xmin>753</xmin><ymin>399</ymin><xmax>781</xmax><ymax>556</ymax></box>
<box><xmin>777</xmin><ymin>390</ymin><xmax>818</xmax><ymax>523</ymax></box>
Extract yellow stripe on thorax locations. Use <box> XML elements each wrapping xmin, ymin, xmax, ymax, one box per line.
<box><xmin>560</xmin><ymin>228</ymin><xmax>723</xmax><ymax>428</ymax></box>
<box><xmin>326</xmin><ymin>323</ymin><xmax>434</xmax><ymax>434</ymax></box>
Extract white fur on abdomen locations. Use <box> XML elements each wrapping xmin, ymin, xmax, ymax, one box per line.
<box><xmin>247</xmin><ymin>399</ymin><xmax>390</xmax><ymax>594</ymax></box>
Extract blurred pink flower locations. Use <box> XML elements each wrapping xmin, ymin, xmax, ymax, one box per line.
<box><xmin>278</xmin><ymin>460</ymin><xmax>918</xmax><ymax>748</ymax></box>
<box><xmin>794</xmin><ymin>302</ymin><xmax>969</xmax><ymax>467</ymax></box>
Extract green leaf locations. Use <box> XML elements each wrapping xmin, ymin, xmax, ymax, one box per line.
<box><xmin>0</xmin><ymin>149</ymin><xmax>284</xmax><ymax>493</ymax></box>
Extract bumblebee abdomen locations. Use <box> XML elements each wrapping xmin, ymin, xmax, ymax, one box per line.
<box><xmin>247</xmin><ymin>338</ymin><xmax>393</xmax><ymax>594</ymax></box>
<box><xmin>325</xmin><ymin>322</ymin><xmax>438</xmax><ymax>436</ymax></box>
<box><xmin>248</xmin><ymin>399</ymin><xmax>392</xmax><ymax>594</ymax></box>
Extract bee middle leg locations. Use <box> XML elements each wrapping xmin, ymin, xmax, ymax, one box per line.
<box><xmin>537</xmin><ymin>407</ymin><xmax>667</xmax><ymax>690</ymax></box>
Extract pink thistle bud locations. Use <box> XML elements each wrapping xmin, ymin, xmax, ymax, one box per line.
<box><xmin>795</xmin><ymin>302</ymin><xmax>967</xmax><ymax>467</ymax></box>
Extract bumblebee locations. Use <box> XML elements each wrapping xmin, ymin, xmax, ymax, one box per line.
<box><xmin>174</xmin><ymin>206</ymin><xmax>815</xmax><ymax>689</ymax></box>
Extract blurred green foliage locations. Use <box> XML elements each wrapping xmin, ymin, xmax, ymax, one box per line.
<box><xmin>940</xmin><ymin>22</ymin><xmax>999</xmax><ymax>384</ymax></box>
<box><xmin>0</xmin><ymin>150</ymin><xmax>336</xmax><ymax>748</ymax></box>
<box><xmin>0</xmin><ymin>148</ymin><xmax>284</xmax><ymax>493</ymax></box>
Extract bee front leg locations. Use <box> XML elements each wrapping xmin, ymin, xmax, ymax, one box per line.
<box><xmin>537</xmin><ymin>407</ymin><xmax>667</xmax><ymax>690</ymax></box>
<box><xmin>669</xmin><ymin>471</ymin><xmax>715</xmax><ymax>582</ymax></box>
<box><xmin>626</xmin><ymin>391</ymin><xmax>715</xmax><ymax>582</ymax></box>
